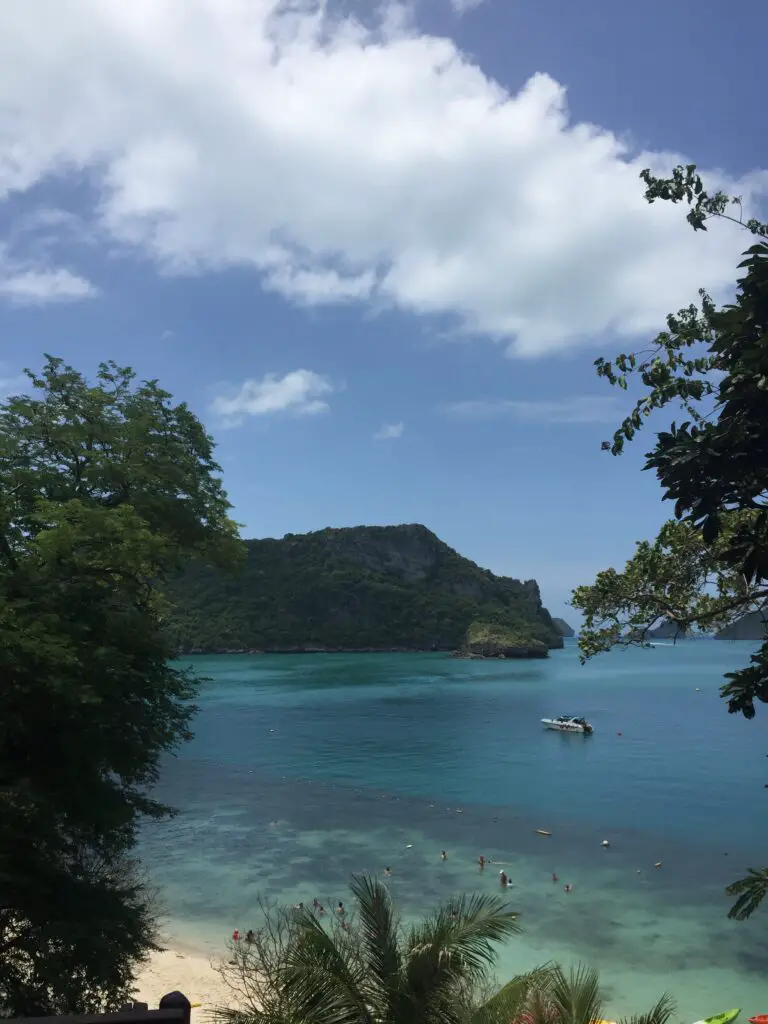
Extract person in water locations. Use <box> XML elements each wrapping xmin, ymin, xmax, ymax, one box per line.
<box><xmin>440</xmin><ymin>851</ymin><xmax>447</xmax><ymax>861</ymax></box>
<box><xmin>478</xmin><ymin>855</ymin><xmax>485</xmax><ymax>870</ymax></box>
<box><xmin>564</xmin><ymin>884</ymin><xmax>572</xmax><ymax>893</ymax></box>
<box><xmin>337</xmin><ymin>901</ymin><xmax>345</xmax><ymax>915</ymax></box>
<box><xmin>552</xmin><ymin>872</ymin><xmax>558</xmax><ymax>883</ymax></box>
<box><xmin>384</xmin><ymin>867</ymin><xmax>392</xmax><ymax>877</ymax></box>
<box><xmin>499</xmin><ymin>870</ymin><xmax>508</xmax><ymax>887</ymax></box>
<box><xmin>245</xmin><ymin>929</ymin><xmax>255</xmax><ymax>944</ymax></box>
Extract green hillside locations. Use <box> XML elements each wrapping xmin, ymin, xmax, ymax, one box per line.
<box><xmin>163</xmin><ymin>523</ymin><xmax>562</xmax><ymax>654</ymax></box>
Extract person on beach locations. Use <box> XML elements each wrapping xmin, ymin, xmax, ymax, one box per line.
<box><xmin>499</xmin><ymin>870</ymin><xmax>508</xmax><ymax>887</ymax></box>
<box><xmin>441</xmin><ymin>850</ymin><xmax>448</xmax><ymax>860</ymax></box>
<box><xmin>478</xmin><ymin>855</ymin><xmax>485</xmax><ymax>870</ymax></box>
<box><xmin>245</xmin><ymin>929</ymin><xmax>255</xmax><ymax>943</ymax></box>
<box><xmin>232</xmin><ymin>929</ymin><xmax>240</xmax><ymax>942</ymax></box>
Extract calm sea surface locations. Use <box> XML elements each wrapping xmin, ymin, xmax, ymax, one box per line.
<box><xmin>141</xmin><ymin>640</ymin><xmax>768</xmax><ymax>1020</ymax></box>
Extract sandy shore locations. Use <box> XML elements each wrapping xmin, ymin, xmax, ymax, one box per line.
<box><xmin>135</xmin><ymin>945</ymin><xmax>234</xmax><ymax>1019</ymax></box>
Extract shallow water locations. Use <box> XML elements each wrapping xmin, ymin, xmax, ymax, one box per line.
<box><xmin>141</xmin><ymin>641</ymin><xmax>768</xmax><ymax>1020</ymax></box>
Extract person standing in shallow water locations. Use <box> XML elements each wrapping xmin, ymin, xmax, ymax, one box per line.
<box><xmin>478</xmin><ymin>855</ymin><xmax>485</xmax><ymax>870</ymax></box>
<box><xmin>440</xmin><ymin>850</ymin><xmax>447</xmax><ymax>860</ymax></box>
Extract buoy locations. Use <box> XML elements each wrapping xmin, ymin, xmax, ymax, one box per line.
<box><xmin>654</xmin><ymin>861</ymin><xmax>663</xmax><ymax>869</ymax></box>
<box><xmin>601</xmin><ymin>840</ymin><xmax>610</xmax><ymax>847</ymax></box>
<box><xmin>535</xmin><ymin>829</ymin><xmax>551</xmax><ymax>837</ymax></box>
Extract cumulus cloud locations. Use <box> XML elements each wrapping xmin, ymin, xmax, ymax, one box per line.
<box><xmin>211</xmin><ymin>370</ymin><xmax>334</xmax><ymax>427</ymax></box>
<box><xmin>0</xmin><ymin>264</ymin><xmax>97</xmax><ymax>306</ymax></box>
<box><xmin>374</xmin><ymin>421</ymin><xmax>405</xmax><ymax>439</ymax></box>
<box><xmin>444</xmin><ymin>395</ymin><xmax>621</xmax><ymax>423</ymax></box>
<box><xmin>0</xmin><ymin>1</ymin><xmax>764</xmax><ymax>351</ymax></box>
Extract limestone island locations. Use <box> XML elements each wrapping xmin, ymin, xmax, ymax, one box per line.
<box><xmin>165</xmin><ymin>523</ymin><xmax>561</xmax><ymax>659</ymax></box>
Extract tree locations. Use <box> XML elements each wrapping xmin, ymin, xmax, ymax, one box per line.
<box><xmin>213</xmin><ymin>877</ymin><xmax>674</xmax><ymax>1024</ymax></box>
<box><xmin>571</xmin><ymin>165</ymin><xmax>768</xmax><ymax>917</ymax></box>
<box><xmin>0</xmin><ymin>356</ymin><xmax>243</xmax><ymax>1015</ymax></box>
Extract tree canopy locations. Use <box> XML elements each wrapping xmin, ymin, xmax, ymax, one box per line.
<box><xmin>571</xmin><ymin>165</ymin><xmax>768</xmax><ymax>917</ymax></box>
<box><xmin>0</xmin><ymin>356</ymin><xmax>243</xmax><ymax>1014</ymax></box>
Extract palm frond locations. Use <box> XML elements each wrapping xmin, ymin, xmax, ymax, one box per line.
<box><xmin>402</xmin><ymin>892</ymin><xmax>520</xmax><ymax>1022</ymax></box>
<box><xmin>280</xmin><ymin>910</ymin><xmax>372</xmax><ymax>1024</ymax></box>
<box><xmin>619</xmin><ymin>992</ymin><xmax>676</xmax><ymax>1024</ymax></box>
<box><xmin>471</xmin><ymin>965</ymin><xmax>556</xmax><ymax>1024</ymax></box>
<box><xmin>348</xmin><ymin>873</ymin><xmax>403</xmax><ymax>1014</ymax></box>
<box><xmin>726</xmin><ymin>867</ymin><xmax>768</xmax><ymax>920</ymax></box>
<box><xmin>546</xmin><ymin>963</ymin><xmax>603</xmax><ymax>1024</ymax></box>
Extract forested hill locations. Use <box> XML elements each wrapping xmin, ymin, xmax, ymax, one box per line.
<box><xmin>164</xmin><ymin>523</ymin><xmax>563</xmax><ymax>654</ymax></box>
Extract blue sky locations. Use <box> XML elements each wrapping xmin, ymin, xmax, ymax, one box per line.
<box><xmin>0</xmin><ymin>0</ymin><xmax>765</xmax><ymax>620</ymax></box>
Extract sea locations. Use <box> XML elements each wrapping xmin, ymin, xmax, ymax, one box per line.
<box><xmin>140</xmin><ymin>640</ymin><xmax>768</xmax><ymax>1021</ymax></box>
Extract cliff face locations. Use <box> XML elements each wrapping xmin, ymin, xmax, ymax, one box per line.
<box><xmin>164</xmin><ymin>523</ymin><xmax>562</xmax><ymax>654</ymax></box>
<box><xmin>716</xmin><ymin>610</ymin><xmax>768</xmax><ymax>641</ymax></box>
<box><xmin>552</xmin><ymin>617</ymin><xmax>575</xmax><ymax>638</ymax></box>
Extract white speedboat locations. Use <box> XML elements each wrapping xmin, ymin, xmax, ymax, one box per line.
<box><xmin>541</xmin><ymin>715</ymin><xmax>593</xmax><ymax>734</ymax></box>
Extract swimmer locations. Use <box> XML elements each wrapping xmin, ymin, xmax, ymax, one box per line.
<box><xmin>478</xmin><ymin>855</ymin><xmax>485</xmax><ymax>870</ymax></box>
<box><xmin>312</xmin><ymin>898</ymin><xmax>320</xmax><ymax>909</ymax></box>
<box><xmin>499</xmin><ymin>870</ymin><xmax>508</xmax><ymax>887</ymax></box>
<box><xmin>341</xmin><ymin>920</ymin><xmax>350</xmax><ymax>932</ymax></box>
<box><xmin>293</xmin><ymin>902</ymin><xmax>304</xmax><ymax>911</ymax></box>
<box><xmin>441</xmin><ymin>850</ymin><xmax>448</xmax><ymax>861</ymax></box>
<box><xmin>451</xmin><ymin>909</ymin><xmax>459</xmax><ymax>920</ymax></box>
<box><xmin>564</xmin><ymin>884</ymin><xmax>572</xmax><ymax>893</ymax></box>
<box><xmin>384</xmin><ymin>867</ymin><xmax>392</xmax><ymax>877</ymax></box>
<box><xmin>552</xmin><ymin>872</ymin><xmax>558</xmax><ymax>883</ymax></box>
<box><xmin>337</xmin><ymin>901</ymin><xmax>345</xmax><ymax>916</ymax></box>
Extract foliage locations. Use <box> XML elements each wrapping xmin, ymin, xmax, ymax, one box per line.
<box><xmin>0</xmin><ymin>356</ymin><xmax>243</xmax><ymax>1015</ymax></box>
<box><xmin>213</xmin><ymin>872</ymin><xmax>521</xmax><ymax>1024</ymax></box>
<box><xmin>166</xmin><ymin>524</ymin><xmax>562</xmax><ymax>653</ymax></box>
<box><xmin>725</xmin><ymin>867</ymin><xmax>768</xmax><ymax>921</ymax></box>
<box><xmin>465</xmin><ymin>620</ymin><xmax>548</xmax><ymax>655</ymax></box>
<box><xmin>572</xmin><ymin>164</ymin><xmax>768</xmax><ymax>917</ymax></box>
<box><xmin>212</xmin><ymin>878</ymin><xmax>674</xmax><ymax>1024</ymax></box>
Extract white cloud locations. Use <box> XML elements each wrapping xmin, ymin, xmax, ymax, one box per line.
<box><xmin>0</xmin><ymin>1</ymin><xmax>764</xmax><ymax>351</ymax></box>
<box><xmin>374</xmin><ymin>421</ymin><xmax>405</xmax><ymax>439</ymax></box>
<box><xmin>211</xmin><ymin>370</ymin><xmax>333</xmax><ymax>427</ymax></box>
<box><xmin>444</xmin><ymin>395</ymin><xmax>621</xmax><ymax>423</ymax></box>
<box><xmin>0</xmin><ymin>265</ymin><xmax>97</xmax><ymax>306</ymax></box>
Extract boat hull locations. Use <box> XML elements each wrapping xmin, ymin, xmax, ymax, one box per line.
<box><xmin>541</xmin><ymin>719</ymin><xmax>591</xmax><ymax>733</ymax></box>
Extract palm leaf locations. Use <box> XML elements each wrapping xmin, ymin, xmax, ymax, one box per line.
<box><xmin>546</xmin><ymin>963</ymin><xmax>603</xmax><ymax>1024</ymax></box>
<box><xmin>619</xmin><ymin>992</ymin><xmax>676</xmax><ymax>1024</ymax></box>
<box><xmin>726</xmin><ymin>867</ymin><xmax>768</xmax><ymax>920</ymax></box>
<box><xmin>280</xmin><ymin>910</ymin><xmax>372</xmax><ymax>1024</ymax></box>
<box><xmin>402</xmin><ymin>892</ymin><xmax>520</xmax><ymax>1023</ymax></box>
<box><xmin>471</xmin><ymin>965</ymin><xmax>556</xmax><ymax>1024</ymax></box>
<box><xmin>348</xmin><ymin>873</ymin><xmax>403</xmax><ymax>1018</ymax></box>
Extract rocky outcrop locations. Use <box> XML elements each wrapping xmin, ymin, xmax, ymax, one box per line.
<box><xmin>716</xmin><ymin>609</ymin><xmax>768</xmax><ymax>641</ymax></box>
<box><xmin>552</xmin><ymin>617</ymin><xmax>575</xmax><ymax>637</ymax></box>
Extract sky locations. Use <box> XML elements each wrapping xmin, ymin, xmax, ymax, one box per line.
<box><xmin>0</xmin><ymin>0</ymin><xmax>765</xmax><ymax>620</ymax></box>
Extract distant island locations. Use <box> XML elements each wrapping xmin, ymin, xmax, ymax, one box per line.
<box><xmin>552</xmin><ymin>617</ymin><xmax>575</xmax><ymax>638</ymax></box>
<box><xmin>716</xmin><ymin>609</ymin><xmax>768</xmax><ymax>641</ymax></box>
<box><xmin>165</xmin><ymin>523</ymin><xmax>563</xmax><ymax>657</ymax></box>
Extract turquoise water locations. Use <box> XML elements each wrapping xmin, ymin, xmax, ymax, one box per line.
<box><xmin>141</xmin><ymin>641</ymin><xmax>768</xmax><ymax>1020</ymax></box>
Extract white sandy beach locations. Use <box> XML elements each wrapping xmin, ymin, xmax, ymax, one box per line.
<box><xmin>135</xmin><ymin>946</ymin><xmax>234</xmax><ymax>1020</ymax></box>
